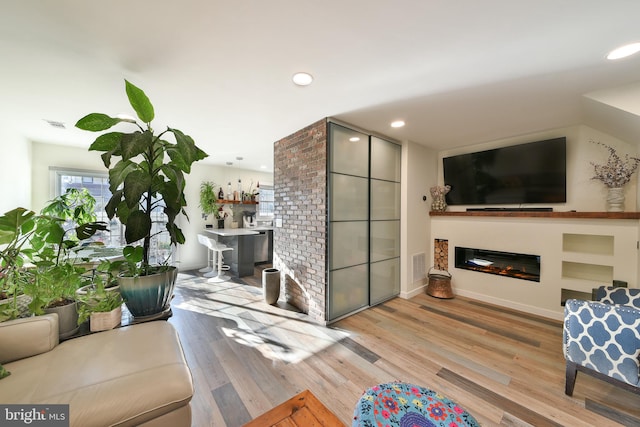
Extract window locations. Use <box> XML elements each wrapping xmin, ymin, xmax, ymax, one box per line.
<box><xmin>51</xmin><ymin>168</ymin><xmax>172</xmax><ymax>263</ymax></box>
<box><xmin>257</xmin><ymin>185</ymin><xmax>274</xmax><ymax>219</ymax></box>
<box><xmin>53</xmin><ymin>168</ymin><xmax>121</xmax><ymax>247</ymax></box>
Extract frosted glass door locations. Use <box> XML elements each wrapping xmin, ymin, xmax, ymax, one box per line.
<box><xmin>328</xmin><ymin>123</ymin><xmax>369</xmax><ymax>321</ymax></box>
<box><xmin>370</xmin><ymin>258</ymin><xmax>400</xmax><ymax>304</ymax></box>
<box><xmin>370</xmin><ymin>138</ymin><xmax>401</xmax><ymax>305</ymax></box>
<box><xmin>327</xmin><ymin>124</ymin><xmax>401</xmax><ymax>319</ymax></box>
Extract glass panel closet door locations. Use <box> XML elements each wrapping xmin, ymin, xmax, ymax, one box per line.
<box><xmin>369</xmin><ymin>137</ymin><xmax>401</xmax><ymax>305</ymax></box>
<box><xmin>328</xmin><ymin>123</ymin><xmax>369</xmax><ymax>321</ymax></box>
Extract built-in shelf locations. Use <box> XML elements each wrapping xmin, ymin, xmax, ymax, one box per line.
<box><xmin>562</xmin><ymin>233</ymin><xmax>614</xmax><ymax>255</ymax></box>
<box><xmin>562</xmin><ymin>261</ymin><xmax>613</xmax><ymax>283</ymax></box>
<box><xmin>561</xmin><ymin>288</ymin><xmax>594</xmax><ymax>306</ymax></box>
<box><xmin>429</xmin><ymin>211</ymin><xmax>640</xmax><ymax>219</ymax></box>
<box><xmin>217</xmin><ymin>200</ymin><xmax>258</xmax><ymax>205</ymax></box>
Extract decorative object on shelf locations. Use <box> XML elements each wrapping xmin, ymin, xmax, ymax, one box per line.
<box><xmin>430</xmin><ymin>185</ymin><xmax>451</xmax><ymax>212</ymax></box>
<box><xmin>590</xmin><ymin>141</ymin><xmax>640</xmax><ymax>212</ymax></box>
<box><xmin>215</xmin><ymin>206</ymin><xmax>228</xmax><ymax>229</ymax></box>
<box><xmin>606</xmin><ymin>187</ymin><xmax>625</xmax><ymax>212</ymax></box>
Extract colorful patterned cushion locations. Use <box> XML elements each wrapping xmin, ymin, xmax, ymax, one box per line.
<box><xmin>564</xmin><ymin>298</ymin><xmax>640</xmax><ymax>386</ymax></box>
<box><xmin>352</xmin><ymin>382</ymin><xmax>480</xmax><ymax>427</ymax></box>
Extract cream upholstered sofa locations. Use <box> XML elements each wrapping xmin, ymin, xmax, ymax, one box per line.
<box><xmin>0</xmin><ymin>314</ymin><xmax>194</xmax><ymax>427</ymax></box>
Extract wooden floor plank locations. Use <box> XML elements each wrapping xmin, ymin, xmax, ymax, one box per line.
<box><xmin>169</xmin><ymin>269</ymin><xmax>639</xmax><ymax>427</ymax></box>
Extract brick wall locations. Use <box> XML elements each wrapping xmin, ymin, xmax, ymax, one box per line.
<box><xmin>273</xmin><ymin>118</ymin><xmax>327</xmax><ymax>324</ymax></box>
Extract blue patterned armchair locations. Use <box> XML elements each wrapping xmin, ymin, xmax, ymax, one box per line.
<box><xmin>563</xmin><ymin>286</ymin><xmax>640</xmax><ymax>395</ymax></box>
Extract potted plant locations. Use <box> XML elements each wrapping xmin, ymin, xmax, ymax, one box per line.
<box><xmin>0</xmin><ymin>208</ymin><xmax>37</xmax><ymax>321</ymax></box>
<box><xmin>0</xmin><ymin>189</ymin><xmax>108</xmax><ymax>329</ymax></box>
<box><xmin>77</xmin><ymin>272</ymin><xmax>123</xmax><ymax>332</ymax></box>
<box><xmin>23</xmin><ymin>191</ymin><xmax>108</xmax><ymax>337</ymax></box>
<box><xmin>75</xmin><ymin>80</ymin><xmax>208</xmax><ymax>319</ymax></box>
<box><xmin>199</xmin><ymin>181</ymin><xmax>219</xmax><ymax>224</ymax></box>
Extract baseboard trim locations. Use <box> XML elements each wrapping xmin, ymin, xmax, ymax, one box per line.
<box><xmin>455</xmin><ymin>289</ymin><xmax>563</xmax><ymax>321</ymax></box>
<box><xmin>401</xmin><ymin>284</ymin><xmax>427</xmax><ymax>300</ymax></box>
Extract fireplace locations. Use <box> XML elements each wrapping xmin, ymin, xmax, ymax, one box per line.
<box><xmin>455</xmin><ymin>247</ymin><xmax>540</xmax><ymax>282</ymax></box>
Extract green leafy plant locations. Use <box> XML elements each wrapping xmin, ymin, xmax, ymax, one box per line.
<box><xmin>76</xmin><ymin>80</ymin><xmax>208</xmax><ymax>275</ymax></box>
<box><xmin>77</xmin><ymin>274</ymin><xmax>123</xmax><ymax>325</ymax></box>
<box><xmin>40</xmin><ymin>188</ymin><xmax>97</xmax><ymax>230</ymax></box>
<box><xmin>199</xmin><ymin>181</ymin><xmax>219</xmax><ymax>219</ymax></box>
<box><xmin>30</xmin><ymin>189</ymin><xmax>108</xmax><ymax>266</ymax></box>
<box><xmin>0</xmin><ymin>191</ymin><xmax>108</xmax><ymax>320</ymax></box>
<box><xmin>24</xmin><ymin>262</ymin><xmax>89</xmax><ymax>315</ymax></box>
<box><xmin>0</xmin><ymin>208</ymin><xmax>37</xmax><ymax>321</ymax></box>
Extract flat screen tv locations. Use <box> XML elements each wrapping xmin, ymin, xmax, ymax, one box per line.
<box><xmin>443</xmin><ymin>137</ymin><xmax>566</xmax><ymax>205</ymax></box>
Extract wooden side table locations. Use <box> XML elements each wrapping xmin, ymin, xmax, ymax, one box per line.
<box><xmin>243</xmin><ymin>389</ymin><xmax>344</xmax><ymax>426</ymax></box>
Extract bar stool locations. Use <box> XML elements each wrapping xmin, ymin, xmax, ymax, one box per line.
<box><xmin>202</xmin><ymin>237</ymin><xmax>224</xmax><ymax>278</ymax></box>
<box><xmin>208</xmin><ymin>239</ymin><xmax>234</xmax><ymax>282</ymax></box>
<box><xmin>197</xmin><ymin>234</ymin><xmax>214</xmax><ymax>273</ymax></box>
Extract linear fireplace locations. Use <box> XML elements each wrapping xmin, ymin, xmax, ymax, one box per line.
<box><xmin>455</xmin><ymin>247</ymin><xmax>540</xmax><ymax>282</ymax></box>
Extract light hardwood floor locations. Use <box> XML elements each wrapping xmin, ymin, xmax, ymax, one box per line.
<box><xmin>168</xmin><ymin>269</ymin><xmax>640</xmax><ymax>427</ymax></box>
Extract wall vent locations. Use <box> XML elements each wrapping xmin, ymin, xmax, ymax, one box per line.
<box><xmin>412</xmin><ymin>252</ymin><xmax>426</xmax><ymax>283</ymax></box>
<box><xmin>44</xmin><ymin>119</ymin><xmax>66</xmax><ymax>129</ymax></box>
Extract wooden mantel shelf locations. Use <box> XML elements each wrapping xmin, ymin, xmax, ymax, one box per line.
<box><xmin>429</xmin><ymin>211</ymin><xmax>640</xmax><ymax>219</ymax></box>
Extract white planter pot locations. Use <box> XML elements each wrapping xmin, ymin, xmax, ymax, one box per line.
<box><xmin>90</xmin><ymin>306</ymin><xmax>122</xmax><ymax>332</ymax></box>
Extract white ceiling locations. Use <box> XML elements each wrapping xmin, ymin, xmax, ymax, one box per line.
<box><xmin>3</xmin><ymin>1</ymin><xmax>640</xmax><ymax>172</ymax></box>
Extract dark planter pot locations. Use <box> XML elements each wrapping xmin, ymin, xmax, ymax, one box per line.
<box><xmin>118</xmin><ymin>267</ymin><xmax>177</xmax><ymax>320</ymax></box>
<box><xmin>217</xmin><ymin>219</ymin><xmax>225</xmax><ymax>229</ymax></box>
<box><xmin>45</xmin><ymin>301</ymin><xmax>79</xmax><ymax>339</ymax></box>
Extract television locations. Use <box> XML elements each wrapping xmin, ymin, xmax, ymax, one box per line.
<box><xmin>443</xmin><ymin>137</ymin><xmax>566</xmax><ymax>205</ymax></box>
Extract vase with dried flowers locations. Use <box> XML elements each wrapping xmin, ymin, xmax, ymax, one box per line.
<box><xmin>215</xmin><ymin>206</ymin><xmax>228</xmax><ymax>229</ymax></box>
<box><xmin>590</xmin><ymin>141</ymin><xmax>640</xmax><ymax>212</ymax></box>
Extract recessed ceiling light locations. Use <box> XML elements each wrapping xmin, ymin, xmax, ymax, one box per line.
<box><xmin>260</xmin><ymin>165</ymin><xmax>267</xmax><ymax>169</ymax></box>
<box><xmin>292</xmin><ymin>72</ymin><xmax>314</xmax><ymax>86</ymax></box>
<box><xmin>607</xmin><ymin>42</ymin><xmax>640</xmax><ymax>60</ymax></box>
<box><xmin>349</xmin><ymin>137</ymin><xmax>360</xmax><ymax>142</ymax></box>
<box><xmin>391</xmin><ymin>120</ymin><xmax>405</xmax><ymax>128</ymax></box>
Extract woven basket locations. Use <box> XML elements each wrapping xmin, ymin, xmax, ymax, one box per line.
<box><xmin>426</xmin><ymin>268</ymin><xmax>454</xmax><ymax>299</ymax></box>
<box><xmin>90</xmin><ymin>306</ymin><xmax>122</xmax><ymax>332</ymax></box>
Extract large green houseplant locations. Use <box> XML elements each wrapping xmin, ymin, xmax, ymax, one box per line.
<box><xmin>76</xmin><ymin>80</ymin><xmax>208</xmax><ymax>319</ymax></box>
<box><xmin>0</xmin><ymin>208</ymin><xmax>37</xmax><ymax>321</ymax></box>
<box><xmin>0</xmin><ymin>191</ymin><xmax>107</xmax><ymax>335</ymax></box>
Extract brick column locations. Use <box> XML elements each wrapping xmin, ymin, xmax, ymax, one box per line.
<box><xmin>273</xmin><ymin>119</ymin><xmax>327</xmax><ymax>324</ymax></box>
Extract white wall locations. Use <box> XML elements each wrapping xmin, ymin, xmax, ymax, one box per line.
<box><xmin>0</xmin><ymin>129</ymin><xmax>31</xmax><ymax>213</ymax></box>
<box><xmin>31</xmin><ymin>142</ymin><xmax>106</xmax><ymax>210</ymax></box>
<box><xmin>401</xmin><ymin>141</ymin><xmax>438</xmax><ymax>298</ymax></box>
<box><xmin>437</xmin><ymin>125</ymin><xmax>638</xmax><ymax>212</ymax></box>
